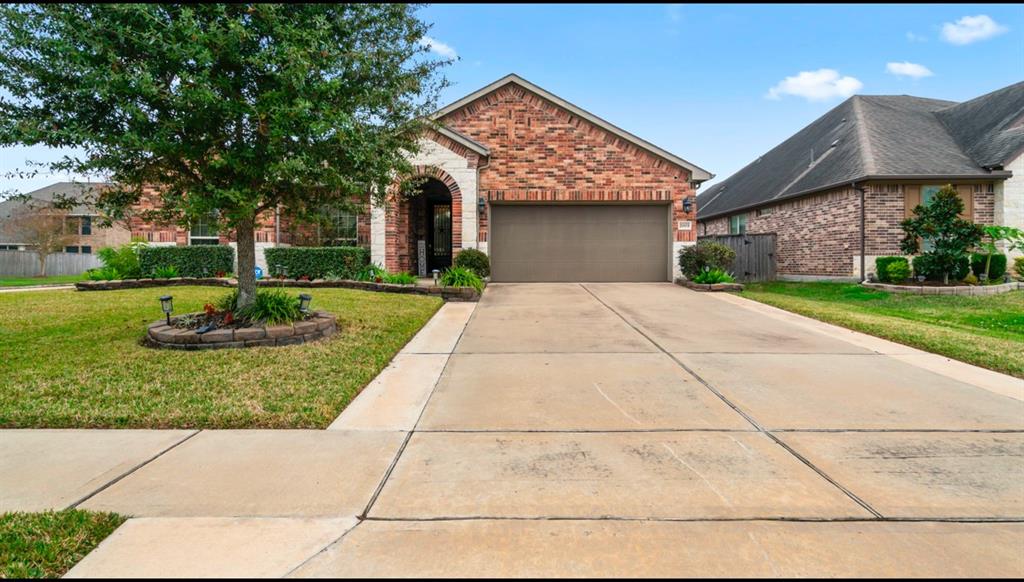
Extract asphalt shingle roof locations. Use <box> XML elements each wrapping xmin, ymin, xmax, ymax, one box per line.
<box><xmin>698</xmin><ymin>83</ymin><xmax>1021</xmax><ymax>221</ymax></box>
<box><xmin>936</xmin><ymin>81</ymin><xmax>1024</xmax><ymax>169</ymax></box>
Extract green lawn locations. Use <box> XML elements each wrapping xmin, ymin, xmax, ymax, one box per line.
<box><xmin>0</xmin><ymin>510</ymin><xmax>125</xmax><ymax>579</ymax></box>
<box><xmin>0</xmin><ymin>274</ymin><xmax>85</xmax><ymax>288</ymax></box>
<box><xmin>741</xmin><ymin>282</ymin><xmax>1024</xmax><ymax>378</ymax></box>
<box><xmin>0</xmin><ymin>286</ymin><xmax>442</xmax><ymax>428</ymax></box>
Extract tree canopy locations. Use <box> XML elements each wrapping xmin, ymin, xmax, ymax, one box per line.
<box><xmin>0</xmin><ymin>3</ymin><xmax>450</xmax><ymax>305</ymax></box>
<box><xmin>900</xmin><ymin>185</ymin><xmax>983</xmax><ymax>284</ymax></box>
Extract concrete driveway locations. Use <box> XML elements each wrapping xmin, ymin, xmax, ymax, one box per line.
<box><xmin>41</xmin><ymin>283</ymin><xmax>1023</xmax><ymax>577</ymax></box>
<box><xmin>297</xmin><ymin>283</ymin><xmax>1024</xmax><ymax>577</ymax></box>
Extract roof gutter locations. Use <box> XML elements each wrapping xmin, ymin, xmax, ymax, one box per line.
<box><xmin>698</xmin><ymin>171</ymin><xmax>1013</xmax><ymax>221</ymax></box>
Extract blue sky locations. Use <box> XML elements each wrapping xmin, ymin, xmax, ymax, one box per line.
<box><xmin>3</xmin><ymin>3</ymin><xmax>1022</xmax><ymax>194</ymax></box>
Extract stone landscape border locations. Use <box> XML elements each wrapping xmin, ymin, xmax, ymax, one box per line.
<box><xmin>75</xmin><ymin>277</ymin><xmax>482</xmax><ymax>301</ymax></box>
<box><xmin>862</xmin><ymin>281</ymin><xmax>1022</xmax><ymax>296</ymax></box>
<box><xmin>675</xmin><ymin>278</ymin><xmax>744</xmax><ymax>292</ymax></box>
<box><xmin>146</xmin><ymin>310</ymin><xmax>338</xmax><ymax>350</ymax></box>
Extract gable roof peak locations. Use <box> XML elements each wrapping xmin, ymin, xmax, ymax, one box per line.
<box><xmin>432</xmin><ymin>74</ymin><xmax>713</xmax><ymax>182</ymax></box>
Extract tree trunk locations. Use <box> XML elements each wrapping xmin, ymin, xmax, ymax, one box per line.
<box><xmin>985</xmin><ymin>252</ymin><xmax>993</xmax><ymax>279</ymax></box>
<box><xmin>38</xmin><ymin>252</ymin><xmax>47</xmax><ymax>277</ymax></box>
<box><xmin>235</xmin><ymin>217</ymin><xmax>258</xmax><ymax>309</ymax></box>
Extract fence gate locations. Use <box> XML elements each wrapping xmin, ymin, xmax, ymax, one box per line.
<box><xmin>698</xmin><ymin>234</ymin><xmax>777</xmax><ymax>282</ymax></box>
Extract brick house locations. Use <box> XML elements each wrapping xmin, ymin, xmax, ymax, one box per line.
<box><xmin>377</xmin><ymin>74</ymin><xmax>712</xmax><ymax>281</ymax></box>
<box><xmin>74</xmin><ymin>74</ymin><xmax>708</xmax><ymax>281</ymax></box>
<box><xmin>697</xmin><ymin>81</ymin><xmax>1023</xmax><ymax>280</ymax></box>
<box><xmin>0</xmin><ymin>182</ymin><xmax>131</xmax><ymax>254</ymax></box>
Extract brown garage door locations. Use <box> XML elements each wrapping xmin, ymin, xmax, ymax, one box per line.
<box><xmin>489</xmin><ymin>204</ymin><xmax>670</xmax><ymax>282</ymax></box>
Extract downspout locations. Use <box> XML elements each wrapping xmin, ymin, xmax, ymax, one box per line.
<box><xmin>853</xmin><ymin>182</ymin><xmax>867</xmax><ymax>282</ymax></box>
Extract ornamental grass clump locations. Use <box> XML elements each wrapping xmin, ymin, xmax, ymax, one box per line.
<box><xmin>439</xmin><ymin>267</ymin><xmax>484</xmax><ymax>292</ymax></box>
<box><xmin>691</xmin><ymin>266</ymin><xmax>736</xmax><ymax>284</ymax></box>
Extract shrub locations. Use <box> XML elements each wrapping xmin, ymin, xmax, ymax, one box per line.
<box><xmin>900</xmin><ymin>184</ymin><xmax>983</xmax><ymax>284</ymax></box>
<box><xmin>970</xmin><ymin>252</ymin><xmax>1007</xmax><ymax>280</ymax></box>
<box><xmin>263</xmin><ymin>246</ymin><xmax>368</xmax><ymax>280</ymax></box>
<box><xmin>678</xmin><ymin>241</ymin><xmax>736</xmax><ymax>279</ymax></box>
<box><xmin>1016</xmin><ymin>257</ymin><xmax>1024</xmax><ymax>280</ymax></box>
<box><xmin>234</xmin><ymin>289</ymin><xmax>302</xmax><ymax>325</ymax></box>
<box><xmin>453</xmin><ymin>248</ymin><xmax>490</xmax><ymax>277</ymax></box>
<box><xmin>885</xmin><ymin>261</ymin><xmax>911</xmax><ymax>283</ymax></box>
<box><xmin>353</xmin><ymin>263</ymin><xmax>387</xmax><ymax>282</ymax></box>
<box><xmin>139</xmin><ymin>245</ymin><xmax>234</xmax><ymax>278</ymax></box>
<box><xmin>96</xmin><ymin>240</ymin><xmax>146</xmax><ymax>279</ymax></box>
<box><xmin>85</xmin><ymin>266</ymin><xmax>120</xmax><ymax>281</ymax></box>
<box><xmin>912</xmin><ymin>254</ymin><xmax>969</xmax><ymax>282</ymax></box>
<box><xmin>690</xmin><ymin>266</ymin><xmax>736</xmax><ymax>284</ymax></box>
<box><xmin>439</xmin><ymin>266</ymin><xmax>483</xmax><ymax>292</ymax></box>
<box><xmin>153</xmin><ymin>265</ymin><xmax>179</xmax><ymax>279</ymax></box>
<box><xmin>874</xmin><ymin>256</ymin><xmax>908</xmax><ymax>283</ymax></box>
<box><xmin>383</xmin><ymin>272</ymin><xmax>417</xmax><ymax>285</ymax></box>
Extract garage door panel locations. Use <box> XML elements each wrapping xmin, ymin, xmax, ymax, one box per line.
<box><xmin>490</xmin><ymin>205</ymin><xmax>669</xmax><ymax>282</ymax></box>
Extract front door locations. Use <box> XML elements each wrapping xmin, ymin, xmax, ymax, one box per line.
<box><xmin>428</xmin><ymin>202</ymin><xmax>452</xmax><ymax>271</ymax></box>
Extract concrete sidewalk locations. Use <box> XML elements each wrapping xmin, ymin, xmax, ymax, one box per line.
<box><xmin>3</xmin><ymin>285</ymin><xmax>1022</xmax><ymax>578</ymax></box>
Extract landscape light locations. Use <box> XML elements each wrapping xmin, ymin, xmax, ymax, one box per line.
<box><xmin>298</xmin><ymin>293</ymin><xmax>312</xmax><ymax>314</ymax></box>
<box><xmin>159</xmin><ymin>295</ymin><xmax>173</xmax><ymax>326</ymax></box>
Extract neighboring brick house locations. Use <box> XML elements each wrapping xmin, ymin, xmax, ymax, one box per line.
<box><xmin>697</xmin><ymin>81</ymin><xmax>1023</xmax><ymax>280</ymax></box>
<box><xmin>0</xmin><ymin>182</ymin><xmax>130</xmax><ymax>254</ymax></box>
<box><xmin>376</xmin><ymin>74</ymin><xmax>712</xmax><ymax>281</ymax></box>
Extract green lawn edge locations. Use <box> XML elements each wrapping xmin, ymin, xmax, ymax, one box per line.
<box><xmin>0</xmin><ymin>510</ymin><xmax>125</xmax><ymax>579</ymax></box>
<box><xmin>740</xmin><ymin>282</ymin><xmax>1024</xmax><ymax>379</ymax></box>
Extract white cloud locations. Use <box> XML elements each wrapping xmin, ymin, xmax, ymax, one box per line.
<box><xmin>766</xmin><ymin>69</ymin><xmax>864</xmax><ymax>102</ymax></box>
<box><xmin>667</xmin><ymin>4</ymin><xmax>683</xmax><ymax>22</ymax></box>
<box><xmin>941</xmin><ymin>15</ymin><xmax>1008</xmax><ymax>45</ymax></box>
<box><xmin>419</xmin><ymin>36</ymin><xmax>457</xmax><ymax>59</ymax></box>
<box><xmin>886</xmin><ymin>61</ymin><xmax>934</xmax><ymax>79</ymax></box>
<box><xmin>906</xmin><ymin>31</ymin><xmax>927</xmax><ymax>43</ymax></box>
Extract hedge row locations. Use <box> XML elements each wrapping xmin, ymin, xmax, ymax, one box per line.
<box><xmin>970</xmin><ymin>252</ymin><xmax>1008</xmax><ymax>280</ymax></box>
<box><xmin>263</xmin><ymin>246</ymin><xmax>369</xmax><ymax>280</ymax></box>
<box><xmin>138</xmin><ymin>246</ymin><xmax>235</xmax><ymax>278</ymax></box>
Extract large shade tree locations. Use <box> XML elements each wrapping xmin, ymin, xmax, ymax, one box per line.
<box><xmin>0</xmin><ymin>3</ymin><xmax>450</xmax><ymax>306</ymax></box>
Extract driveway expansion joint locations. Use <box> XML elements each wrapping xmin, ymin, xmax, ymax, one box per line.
<box><xmin>67</xmin><ymin>429</ymin><xmax>201</xmax><ymax>510</ymax></box>
<box><xmin>579</xmin><ymin>283</ymin><xmax>886</xmax><ymax>520</ymax></box>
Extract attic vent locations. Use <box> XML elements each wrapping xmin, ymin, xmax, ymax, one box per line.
<box><xmin>840</xmin><ymin>117</ymin><xmax>847</xmax><ymax>123</ymax></box>
<box><xmin>830</xmin><ymin>140</ymin><xmax>839</xmax><ymax>148</ymax></box>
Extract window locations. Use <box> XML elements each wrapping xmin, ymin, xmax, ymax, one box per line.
<box><xmin>321</xmin><ymin>205</ymin><xmax>358</xmax><ymax>246</ymax></box>
<box><xmin>921</xmin><ymin>185</ymin><xmax>942</xmax><ymax>206</ymax></box>
<box><xmin>65</xmin><ymin>246</ymin><xmax>79</xmax><ymax>253</ymax></box>
<box><xmin>189</xmin><ymin>213</ymin><xmax>220</xmax><ymax>245</ymax></box>
<box><xmin>0</xmin><ymin>244</ymin><xmax>20</xmax><ymax>251</ymax></box>
<box><xmin>80</xmin><ymin>245</ymin><xmax>92</xmax><ymax>254</ymax></box>
<box><xmin>729</xmin><ymin>214</ymin><xmax>748</xmax><ymax>235</ymax></box>
<box><xmin>80</xmin><ymin>216</ymin><xmax>92</xmax><ymax>235</ymax></box>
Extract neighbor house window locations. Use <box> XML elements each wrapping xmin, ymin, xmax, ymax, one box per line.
<box><xmin>65</xmin><ymin>246</ymin><xmax>79</xmax><ymax>253</ymax></box>
<box><xmin>189</xmin><ymin>213</ymin><xmax>220</xmax><ymax>245</ymax></box>
<box><xmin>80</xmin><ymin>245</ymin><xmax>92</xmax><ymax>254</ymax></box>
<box><xmin>729</xmin><ymin>213</ymin><xmax>748</xmax><ymax>235</ymax></box>
<box><xmin>321</xmin><ymin>205</ymin><xmax>358</xmax><ymax>246</ymax></box>
<box><xmin>80</xmin><ymin>216</ymin><xmax>92</xmax><ymax>235</ymax></box>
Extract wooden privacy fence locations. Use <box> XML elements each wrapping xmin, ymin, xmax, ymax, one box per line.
<box><xmin>0</xmin><ymin>251</ymin><xmax>101</xmax><ymax>276</ymax></box>
<box><xmin>698</xmin><ymin>234</ymin><xmax>777</xmax><ymax>282</ymax></box>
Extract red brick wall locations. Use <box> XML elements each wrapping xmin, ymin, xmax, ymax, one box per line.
<box><xmin>698</xmin><ymin>182</ymin><xmax>998</xmax><ymax>277</ymax></box>
<box><xmin>439</xmin><ymin>83</ymin><xmax>697</xmax><ymax>244</ymax></box>
<box><xmin>127</xmin><ymin>185</ymin><xmax>370</xmax><ymax>248</ymax></box>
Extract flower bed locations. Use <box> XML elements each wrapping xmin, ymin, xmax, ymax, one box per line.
<box><xmin>675</xmin><ymin>278</ymin><xmax>744</xmax><ymax>292</ymax></box>
<box><xmin>75</xmin><ymin>277</ymin><xmax>482</xmax><ymax>301</ymax></box>
<box><xmin>861</xmin><ymin>281</ymin><xmax>1022</xmax><ymax>296</ymax></box>
<box><xmin>146</xmin><ymin>310</ymin><xmax>338</xmax><ymax>350</ymax></box>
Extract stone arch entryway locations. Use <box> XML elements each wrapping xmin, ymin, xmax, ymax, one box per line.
<box><xmin>384</xmin><ymin>166</ymin><xmax>463</xmax><ymax>274</ymax></box>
